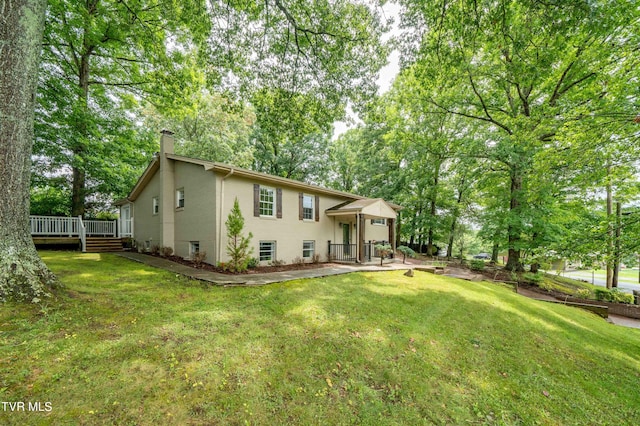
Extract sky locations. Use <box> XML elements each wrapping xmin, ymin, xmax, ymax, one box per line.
<box><xmin>332</xmin><ymin>1</ymin><xmax>402</xmax><ymax>140</ymax></box>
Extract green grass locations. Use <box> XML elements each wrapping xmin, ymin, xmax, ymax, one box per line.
<box><xmin>540</xmin><ymin>274</ymin><xmax>602</xmax><ymax>296</ymax></box>
<box><xmin>586</xmin><ymin>269</ymin><xmax>639</xmax><ymax>281</ymax></box>
<box><xmin>2</xmin><ymin>251</ymin><xmax>640</xmax><ymax>425</ymax></box>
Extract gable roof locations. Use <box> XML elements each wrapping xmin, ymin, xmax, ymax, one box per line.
<box><xmin>325</xmin><ymin>198</ymin><xmax>398</xmax><ymax>219</ymax></box>
<box><xmin>118</xmin><ymin>153</ymin><xmax>402</xmax><ymax>210</ymax></box>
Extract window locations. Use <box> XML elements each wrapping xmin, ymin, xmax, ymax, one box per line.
<box><xmin>303</xmin><ymin>241</ymin><xmax>315</xmax><ymax>258</ymax></box>
<box><xmin>152</xmin><ymin>197</ymin><xmax>159</xmax><ymax>215</ymax></box>
<box><xmin>260</xmin><ymin>187</ymin><xmax>274</xmax><ymax>216</ymax></box>
<box><xmin>190</xmin><ymin>241</ymin><xmax>200</xmax><ymax>257</ymax></box>
<box><xmin>259</xmin><ymin>241</ymin><xmax>276</xmax><ymax>262</ymax></box>
<box><xmin>176</xmin><ymin>188</ymin><xmax>184</xmax><ymax>208</ymax></box>
<box><xmin>371</xmin><ymin>218</ymin><xmax>386</xmax><ymax>225</ymax></box>
<box><xmin>302</xmin><ymin>195</ymin><xmax>314</xmax><ymax>220</ymax></box>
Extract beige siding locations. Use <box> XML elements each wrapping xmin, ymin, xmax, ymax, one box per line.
<box><xmin>172</xmin><ymin>161</ymin><xmax>216</xmax><ymax>260</ymax></box>
<box><xmin>364</xmin><ymin>220</ymin><xmax>391</xmax><ymax>243</ymax></box>
<box><xmin>133</xmin><ymin>170</ymin><xmax>161</xmax><ymax>248</ymax></box>
<box><xmin>217</xmin><ymin>173</ymin><xmax>353</xmax><ymax>264</ymax></box>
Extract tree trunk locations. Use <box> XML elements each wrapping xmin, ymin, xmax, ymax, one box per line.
<box><xmin>71</xmin><ymin>49</ymin><xmax>92</xmax><ymax>217</ymax></box>
<box><xmin>605</xmin><ymin>171</ymin><xmax>613</xmax><ymax>289</ymax></box>
<box><xmin>612</xmin><ymin>201</ymin><xmax>621</xmax><ymax>288</ymax></box>
<box><xmin>447</xmin><ymin>180</ymin><xmax>465</xmax><ymax>258</ymax></box>
<box><xmin>491</xmin><ymin>242</ymin><xmax>499</xmax><ymax>263</ymax></box>
<box><xmin>505</xmin><ymin>170</ymin><xmax>524</xmax><ymax>272</ymax></box>
<box><xmin>447</xmin><ymin>222</ymin><xmax>455</xmax><ymax>258</ymax></box>
<box><xmin>0</xmin><ymin>0</ymin><xmax>59</xmax><ymax>302</ymax></box>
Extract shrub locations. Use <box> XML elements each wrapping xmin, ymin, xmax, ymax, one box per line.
<box><xmin>247</xmin><ymin>258</ymin><xmax>259</xmax><ymax>269</ymax></box>
<box><xmin>470</xmin><ymin>260</ymin><xmax>485</xmax><ymax>271</ymax></box>
<box><xmin>575</xmin><ymin>288</ymin><xmax>592</xmax><ymax>300</ymax></box>
<box><xmin>192</xmin><ymin>251</ymin><xmax>207</xmax><ymax>267</ymax></box>
<box><xmin>160</xmin><ymin>246</ymin><xmax>173</xmax><ymax>257</ymax></box>
<box><xmin>397</xmin><ymin>246</ymin><xmax>416</xmax><ymax>264</ymax></box>
<box><xmin>217</xmin><ymin>262</ymin><xmax>227</xmax><ymax>271</ymax></box>
<box><xmin>523</xmin><ymin>272</ymin><xmax>543</xmax><ymax>284</ymax></box>
<box><xmin>595</xmin><ymin>288</ymin><xmax>612</xmax><ymax>302</ymax></box>
<box><xmin>610</xmin><ymin>288</ymin><xmax>634</xmax><ymax>304</ymax></box>
<box><xmin>292</xmin><ymin>256</ymin><xmax>304</xmax><ymax>266</ymax></box>
<box><xmin>539</xmin><ymin>280</ymin><xmax>556</xmax><ymax>291</ymax></box>
<box><xmin>269</xmin><ymin>259</ymin><xmax>286</xmax><ymax>267</ymax></box>
<box><xmin>311</xmin><ymin>253</ymin><xmax>321</xmax><ymax>264</ymax></box>
<box><xmin>150</xmin><ymin>244</ymin><xmax>160</xmax><ymax>255</ymax></box>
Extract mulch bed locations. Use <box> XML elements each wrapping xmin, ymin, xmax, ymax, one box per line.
<box><xmin>142</xmin><ymin>252</ymin><xmax>328</xmax><ymax>275</ymax></box>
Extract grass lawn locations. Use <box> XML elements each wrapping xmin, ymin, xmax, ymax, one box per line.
<box><xmin>587</xmin><ymin>269</ymin><xmax>640</xmax><ymax>281</ymax></box>
<box><xmin>2</xmin><ymin>252</ymin><xmax>640</xmax><ymax>425</ymax></box>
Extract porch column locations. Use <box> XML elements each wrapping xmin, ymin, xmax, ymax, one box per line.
<box><xmin>358</xmin><ymin>213</ymin><xmax>365</xmax><ymax>263</ymax></box>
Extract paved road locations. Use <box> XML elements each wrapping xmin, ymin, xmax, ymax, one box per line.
<box><xmin>560</xmin><ymin>271</ymin><xmax>640</xmax><ymax>293</ymax></box>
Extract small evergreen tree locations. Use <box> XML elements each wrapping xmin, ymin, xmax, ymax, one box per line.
<box><xmin>375</xmin><ymin>244</ymin><xmax>393</xmax><ymax>266</ymax></box>
<box><xmin>397</xmin><ymin>246</ymin><xmax>416</xmax><ymax>264</ymax></box>
<box><xmin>226</xmin><ymin>198</ymin><xmax>254</xmax><ymax>272</ymax></box>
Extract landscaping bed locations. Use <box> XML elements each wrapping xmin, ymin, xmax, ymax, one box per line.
<box><xmin>141</xmin><ymin>251</ymin><xmax>328</xmax><ymax>274</ymax></box>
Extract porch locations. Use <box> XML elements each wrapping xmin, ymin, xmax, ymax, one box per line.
<box><xmin>325</xmin><ymin>198</ymin><xmax>399</xmax><ymax>264</ymax></box>
<box><xmin>29</xmin><ymin>215</ymin><xmax>133</xmax><ymax>252</ymax></box>
<box><xmin>327</xmin><ymin>240</ymin><xmax>394</xmax><ymax>263</ymax></box>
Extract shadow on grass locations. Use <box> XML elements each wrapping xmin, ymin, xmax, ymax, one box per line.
<box><xmin>5</xmin><ymin>251</ymin><xmax>638</xmax><ymax>425</ymax></box>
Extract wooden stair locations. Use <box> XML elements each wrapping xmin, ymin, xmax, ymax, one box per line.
<box><xmin>85</xmin><ymin>237</ymin><xmax>124</xmax><ymax>253</ymax></box>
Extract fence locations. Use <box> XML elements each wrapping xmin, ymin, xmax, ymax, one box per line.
<box><xmin>328</xmin><ymin>243</ymin><xmax>357</xmax><ymax>262</ymax></box>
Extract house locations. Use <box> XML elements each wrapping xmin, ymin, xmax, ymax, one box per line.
<box><xmin>115</xmin><ymin>131</ymin><xmax>401</xmax><ymax>265</ymax></box>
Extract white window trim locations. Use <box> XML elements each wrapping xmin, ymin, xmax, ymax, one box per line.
<box><xmin>303</xmin><ymin>240</ymin><xmax>315</xmax><ymax>258</ymax></box>
<box><xmin>259</xmin><ymin>187</ymin><xmax>275</xmax><ymax>217</ymax></box>
<box><xmin>259</xmin><ymin>240</ymin><xmax>276</xmax><ymax>262</ymax></box>
<box><xmin>176</xmin><ymin>188</ymin><xmax>185</xmax><ymax>209</ymax></box>
<box><xmin>152</xmin><ymin>196</ymin><xmax>159</xmax><ymax>215</ymax></box>
<box><xmin>302</xmin><ymin>194</ymin><xmax>315</xmax><ymax>221</ymax></box>
<box><xmin>371</xmin><ymin>218</ymin><xmax>387</xmax><ymax>226</ymax></box>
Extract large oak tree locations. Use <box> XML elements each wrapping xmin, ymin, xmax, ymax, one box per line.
<box><xmin>1</xmin><ymin>0</ymin><xmax>58</xmax><ymax>302</ymax></box>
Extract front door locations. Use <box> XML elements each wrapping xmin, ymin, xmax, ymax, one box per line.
<box><xmin>342</xmin><ymin>223</ymin><xmax>351</xmax><ymax>255</ymax></box>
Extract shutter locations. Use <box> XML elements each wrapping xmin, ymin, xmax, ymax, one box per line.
<box><xmin>276</xmin><ymin>188</ymin><xmax>282</xmax><ymax>218</ymax></box>
<box><xmin>315</xmin><ymin>195</ymin><xmax>320</xmax><ymax>222</ymax></box>
<box><xmin>299</xmin><ymin>193</ymin><xmax>304</xmax><ymax>220</ymax></box>
<box><xmin>253</xmin><ymin>184</ymin><xmax>260</xmax><ymax>217</ymax></box>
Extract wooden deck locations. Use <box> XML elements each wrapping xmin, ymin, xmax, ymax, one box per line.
<box><xmin>32</xmin><ymin>237</ymin><xmax>81</xmax><ymax>246</ymax></box>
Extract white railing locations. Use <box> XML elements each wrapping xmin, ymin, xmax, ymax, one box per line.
<box><xmin>30</xmin><ymin>215</ymin><xmax>81</xmax><ymax>236</ymax></box>
<box><xmin>84</xmin><ymin>220</ymin><xmax>117</xmax><ymax>237</ymax></box>
<box><xmin>79</xmin><ymin>218</ymin><xmax>86</xmax><ymax>252</ymax></box>
<box><xmin>120</xmin><ymin>218</ymin><xmax>133</xmax><ymax>238</ymax></box>
<box><xmin>30</xmin><ymin>216</ymin><xmax>121</xmax><ymax>252</ymax></box>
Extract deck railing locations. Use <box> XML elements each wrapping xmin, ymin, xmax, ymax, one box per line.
<box><xmin>30</xmin><ymin>215</ymin><xmax>121</xmax><ymax>252</ymax></box>
<box><xmin>84</xmin><ymin>220</ymin><xmax>117</xmax><ymax>237</ymax></box>
<box><xmin>327</xmin><ymin>242</ymin><xmax>357</xmax><ymax>262</ymax></box>
<box><xmin>30</xmin><ymin>215</ymin><xmax>81</xmax><ymax>237</ymax></box>
<box><xmin>328</xmin><ymin>241</ymin><xmax>393</xmax><ymax>263</ymax></box>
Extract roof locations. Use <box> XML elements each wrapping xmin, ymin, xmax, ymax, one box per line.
<box><xmin>120</xmin><ymin>153</ymin><xmax>402</xmax><ymax>210</ymax></box>
<box><xmin>325</xmin><ymin>198</ymin><xmax>398</xmax><ymax>219</ymax></box>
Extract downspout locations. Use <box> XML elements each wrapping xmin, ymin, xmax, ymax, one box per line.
<box><xmin>217</xmin><ymin>168</ymin><xmax>235</xmax><ymax>264</ymax></box>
